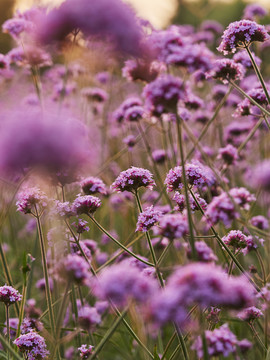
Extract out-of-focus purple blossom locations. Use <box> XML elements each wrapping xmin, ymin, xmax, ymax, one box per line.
<box><xmin>51</xmin><ymin>200</ymin><xmax>74</xmax><ymax>218</ymax></box>
<box><xmin>3</xmin><ymin>318</ymin><xmax>19</xmax><ymax>339</ymax></box>
<box><xmin>81</xmin><ymin>87</ymin><xmax>108</xmax><ymax>103</ymax></box>
<box><xmin>157</xmin><ymin>214</ymin><xmax>188</xmax><ymax>240</ymax></box>
<box><xmin>242</xmin><ymin>235</ymin><xmax>264</xmax><ymax>255</ymax></box>
<box><xmin>192</xmin><ymin>109</ymin><xmax>212</xmax><ymax>124</ymax></box>
<box><xmin>82</xmin><ymin>239</ymin><xmax>98</xmax><ymax>255</ymax></box>
<box><xmin>218</xmin><ymin>144</ymin><xmax>239</xmax><ymax>165</ymax></box>
<box><xmin>166</xmin><ymin>43</ymin><xmax>215</xmax><ymax>73</ymax></box>
<box><xmin>124</xmin><ymin>106</ymin><xmax>145</xmax><ymax>122</ymax></box>
<box><xmin>237</xmin><ymin>306</ymin><xmax>263</xmax><ymax>322</ymax></box>
<box><xmin>233</xmin><ymin>50</ymin><xmax>262</xmax><ymax>69</ymax></box>
<box><xmin>225</xmin><ymin>121</ymin><xmax>252</xmax><ymax>146</ymax></box>
<box><xmin>173</xmin><ymin>192</ymin><xmax>207</xmax><ymax>212</ymax></box>
<box><xmin>72</xmin><ymin>195</ymin><xmax>101</xmax><ymax>215</ymax></box>
<box><xmin>143</xmin><ymin>75</ymin><xmax>186</xmax><ymax>116</ymax></box>
<box><xmin>192</xmin><ymin>324</ymin><xmax>251</xmax><ymax>358</ymax></box>
<box><xmin>122</xmin><ymin>59</ymin><xmax>162</xmax><ymax>82</ymax></box>
<box><xmin>123</xmin><ymin>135</ymin><xmax>136</xmax><ymax>149</ymax></box>
<box><xmin>95</xmin><ymin>300</ymin><xmax>109</xmax><ymax>315</ymax></box>
<box><xmin>36</xmin><ymin>278</ymin><xmax>54</xmax><ymax>292</ymax></box>
<box><xmin>149</xmin><ymin>264</ymin><xmax>255</xmax><ymax>328</ymax></box>
<box><xmin>78</xmin><ymin>344</ymin><xmax>94</xmax><ymax>359</ymax></box>
<box><xmin>186</xmin><ymin>241</ymin><xmax>217</xmax><ymax>262</ymax></box>
<box><xmin>81</xmin><ymin>176</ymin><xmax>107</xmax><ymax>195</ymax></box>
<box><xmin>204</xmin><ymin>192</ymin><xmax>239</xmax><ymax>227</ymax></box>
<box><xmin>200</xmin><ymin>20</ymin><xmax>224</xmax><ymax>35</ymax></box>
<box><xmin>252</xmin><ymin>160</ymin><xmax>270</xmax><ymax>192</ymax></box>
<box><xmin>35</xmin><ymin>0</ymin><xmax>144</xmax><ymax>57</ymax></box>
<box><xmin>136</xmin><ymin>206</ymin><xmax>162</xmax><ymax>232</ymax></box>
<box><xmin>243</xmin><ymin>4</ymin><xmax>267</xmax><ymax>20</ymax></box>
<box><xmin>16</xmin><ymin>187</ymin><xmax>48</xmax><ymax>215</ymax></box>
<box><xmin>222</xmin><ymin>230</ymin><xmax>248</xmax><ymax>250</ymax></box>
<box><xmin>165</xmin><ymin>162</ymin><xmax>214</xmax><ymax>192</ymax></box>
<box><xmin>70</xmin><ymin>241</ymin><xmax>92</xmax><ymax>260</ymax></box>
<box><xmin>55</xmin><ymin>254</ymin><xmax>90</xmax><ymax>285</ymax></box>
<box><xmin>78</xmin><ymin>306</ymin><xmax>101</xmax><ymax>331</ymax></box>
<box><xmin>152</xmin><ymin>149</ymin><xmax>167</xmax><ymax>164</ymax></box>
<box><xmin>2</xmin><ymin>18</ymin><xmax>33</xmax><ymax>39</ymax></box>
<box><xmin>65</xmin><ymin>346</ymin><xmax>75</xmax><ymax>360</ymax></box>
<box><xmin>112</xmin><ymin>97</ymin><xmax>142</xmax><ymax>124</ymax></box>
<box><xmin>234</xmin><ymin>87</ymin><xmax>268</xmax><ymax>117</ymax></box>
<box><xmin>92</xmin><ymin>262</ymin><xmax>158</xmax><ymax>307</ymax></box>
<box><xmin>14</xmin><ymin>330</ymin><xmax>49</xmax><ymax>360</ymax></box>
<box><xmin>95</xmin><ymin>71</ymin><xmax>110</xmax><ymax>84</ymax></box>
<box><xmin>250</xmin><ymin>215</ymin><xmax>269</xmax><ymax>230</ymax></box>
<box><xmin>111</xmin><ymin>167</ymin><xmax>156</xmax><ymax>193</ymax></box>
<box><xmin>218</xmin><ymin>20</ymin><xmax>269</xmax><ymax>55</ymax></box>
<box><xmin>184</xmin><ymin>92</ymin><xmax>204</xmax><ymax>110</ymax></box>
<box><xmin>229</xmin><ymin>187</ymin><xmax>256</xmax><ymax>210</ymax></box>
<box><xmin>72</xmin><ymin>219</ymin><xmax>90</xmax><ymax>234</ymax></box>
<box><xmin>0</xmin><ymin>108</ymin><xmax>90</xmax><ymax>181</ymax></box>
<box><xmin>206</xmin><ymin>59</ymin><xmax>245</xmax><ymax>84</ymax></box>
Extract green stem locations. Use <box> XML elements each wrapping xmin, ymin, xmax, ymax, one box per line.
<box><xmin>89</xmin><ymin>309</ymin><xmax>128</xmax><ymax>359</ymax></box>
<box><xmin>34</xmin><ymin>209</ymin><xmax>56</xmax><ymax>337</ymax></box>
<box><xmin>88</xmin><ymin>214</ymin><xmax>154</xmax><ymax>267</ymax></box>
<box><xmin>245</xmin><ymin>45</ymin><xmax>270</xmax><ymax>105</ymax></box>
<box><xmin>175</xmin><ymin>114</ymin><xmax>196</xmax><ymax>259</ymax></box>
<box><xmin>157</xmin><ymin>241</ymin><xmax>173</xmax><ymax>266</ymax></box>
<box><xmin>16</xmin><ymin>284</ymin><xmax>27</xmax><ymax>338</ymax></box>
<box><xmin>6</xmin><ymin>305</ymin><xmax>10</xmax><ymax>360</ymax></box>
<box><xmin>249</xmin><ymin>323</ymin><xmax>267</xmax><ymax>353</ymax></box>
<box><xmin>174</xmin><ymin>324</ymin><xmax>189</xmax><ymax>360</ymax></box>
<box><xmin>134</xmin><ymin>190</ymin><xmax>164</xmax><ymax>287</ymax></box>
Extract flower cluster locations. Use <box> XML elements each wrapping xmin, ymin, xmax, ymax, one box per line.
<box><xmin>0</xmin><ymin>285</ymin><xmax>22</xmax><ymax>305</ymax></box>
<box><xmin>111</xmin><ymin>167</ymin><xmax>156</xmax><ymax>192</ymax></box>
<box><xmin>16</xmin><ymin>187</ymin><xmax>48</xmax><ymax>214</ymax></box>
<box><xmin>14</xmin><ymin>330</ymin><xmax>49</xmax><ymax>360</ymax></box>
<box><xmin>136</xmin><ymin>206</ymin><xmax>162</xmax><ymax>232</ymax></box>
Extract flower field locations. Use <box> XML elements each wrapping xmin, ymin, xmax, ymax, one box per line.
<box><xmin>0</xmin><ymin>0</ymin><xmax>270</xmax><ymax>359</ymax></box>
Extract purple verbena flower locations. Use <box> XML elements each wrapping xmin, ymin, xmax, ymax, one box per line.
<box><xmin>237</xmin><ymin>306</ymin><xmax>263</xmax><ymax>322</ymax></box>
<box><xmin>136</xmin><ymin>206</ymin><xmax>162</xmax><ymax>232</ymax></box>
<box><xmin>81</xmin><ymin>87</ymin><xmax>108</xmax><ymax>102</ymax></box>
<box><xmin>186</xmin><ymin>241</ymin><xmax>217</xmax><ymax>262</ymax></box>
<box><xmin>152</xmin><ymin>149</ymin><xmax>167</xmax><ymax>164</ymax></box>
<box><xmin>206</xmin><ymin>59</ymin><xmax>245</xmax><ymax>84</ymax></box>
<box><xmin>78</xmin><ymin>344</ymin><xmax>94</xmax><ymax>359</ymax></box>
<box><xmin>56</xmin><ymin>254</ymin><xmax>90</xmax><ymax>285</ymax></box>
<box><xmin>92</xmin><ymin>262</ymin><xmax>158</xmax><ymax>307</ymax></box>
<box><xmin>16</xmin><ymin>187</ymin><xmax>48</xmax><ymax>215</ymax></box>
<box><xmin>72</xmin><ymin>195</ymin><xmax>101</xmax><ymax>215</ymax></box>
<box><xmin>243</xmin><ymin>4</ymin><xmax>267</xmax><ymax>20</ymax></box>
<box><xmin>143</xmin><ymin>75</ymin><xmax>186</xmax><ymax>116</ymax></box>
<box><xmin>173</xmin><ymin>192</ymin><xmax>207</xmax><ymax>212</ymax></box>
<box><xmin>14</xmin><ymin>330</ymin><xmax>49</xmax><ymax>360</ymax></box>
<box><xmin>81</xmin><ymin>176</ymin><xmax>107</xmax><ymax>195</ymax></box>
<box><xmin>158</xmin><ymin>214</ymin><xmax>188</xmax><ymax>240</ymax></box>
<box><xmin>218</xmin><ymin>20</ymin><xmax>269</xmax><ymax>55</ymax></box>
<box><xmin>222</xmin><ymin>230</ymin><xmax>248</xmax><ymax>250</ymax></box>
<box><xmin>233</xmin><ymin>50</ymin><xmax>262</xmax><ymax>69</ymax></box>
<box><xmin>218</xmin><ymin>144</ymin><xmax>239</xmax><ymax>165</ymax></box>
<box><xmin>250</xmin><ymin>215</ymin><xmax>269</xmax><ymax>230</ymax></box>
<box><xmin>78</xmin><ymin>306</ymin><xmax>101</xmax><ymax>331</ymax></box>
<box><xmin>111</xmin><ymin>167</ymin><xmax>156</xmax><ymax>193</ymax></box>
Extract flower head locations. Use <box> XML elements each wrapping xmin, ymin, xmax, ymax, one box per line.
<box><xmin>111</xmin><ymin>167</ymin><xmax>156</xmax><ymax>193</ymax></box>
<box><xmin>158</xmin><ymin>214</ymin><xmax>188</xmax><ymax>240</ymax></box>
<box><xmin>0</xmin><ymin>285</ymin><xmax>22</xmax><ymax>305</ymax></box>
<box><xmin>81</xmin><ymin>177</ymin><xmax>107</xmax><ymax>195</ymax></box>
<box><xmin>78</xmin><ymin>344</ymin><xmax>94</xmax><ymax>359</ymax></box>
<box><xmin>55</xmin><ymin>254</ymin><xmax>90</xmax><ymax>285</ymax></box>
<box><xmin>136</xmin><ymin>206</ymin><xmax>162</xmax><ymax>232</ymax></box>
<box><xmin>78</xmin><ymin>306</ymin><xmax>101</xmax><ymax>331</ymax></box>
<box><xmin>143</xmin><ymin>75</ymin><xmax>186</xmax><ymax>116</ymax></box>
<box><xmin>206</xmin><ymin>59</ymin><xmax>245</xmax><ymax>84</ymax></box>
<box><xmin>14</xmin><ymin>330</ymin><xmax>49</xmax><ymax>359</ymax></box>
<box><xmin>218</xmin><ymin>20</ymin><xmax>269</xmax><ymax>55</ymax></box>
<box><xmin>72</xmin><ymin>195</ymin><xmax>101</xmax><ymax>215</ymax></box>
<box><xmin>222</xmin><ymin>230</ymin><xmax>248</xmax><ymax>250</ymax></box>
<box><xmin>16</xmin><ymin>187</ymin><xmax>48</xmax><ymax>215</ymax></box>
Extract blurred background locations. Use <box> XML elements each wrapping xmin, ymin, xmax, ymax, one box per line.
<box><xmin>0</xmin><ymin>0</ymin><xmax>270</xmax><ymax>52</ymax></box>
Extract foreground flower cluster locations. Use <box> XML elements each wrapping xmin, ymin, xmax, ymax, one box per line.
<box><xmin>0</xmin><ymin>0</ymin><xmax>270</xmax><ymax>359</ymax></box>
